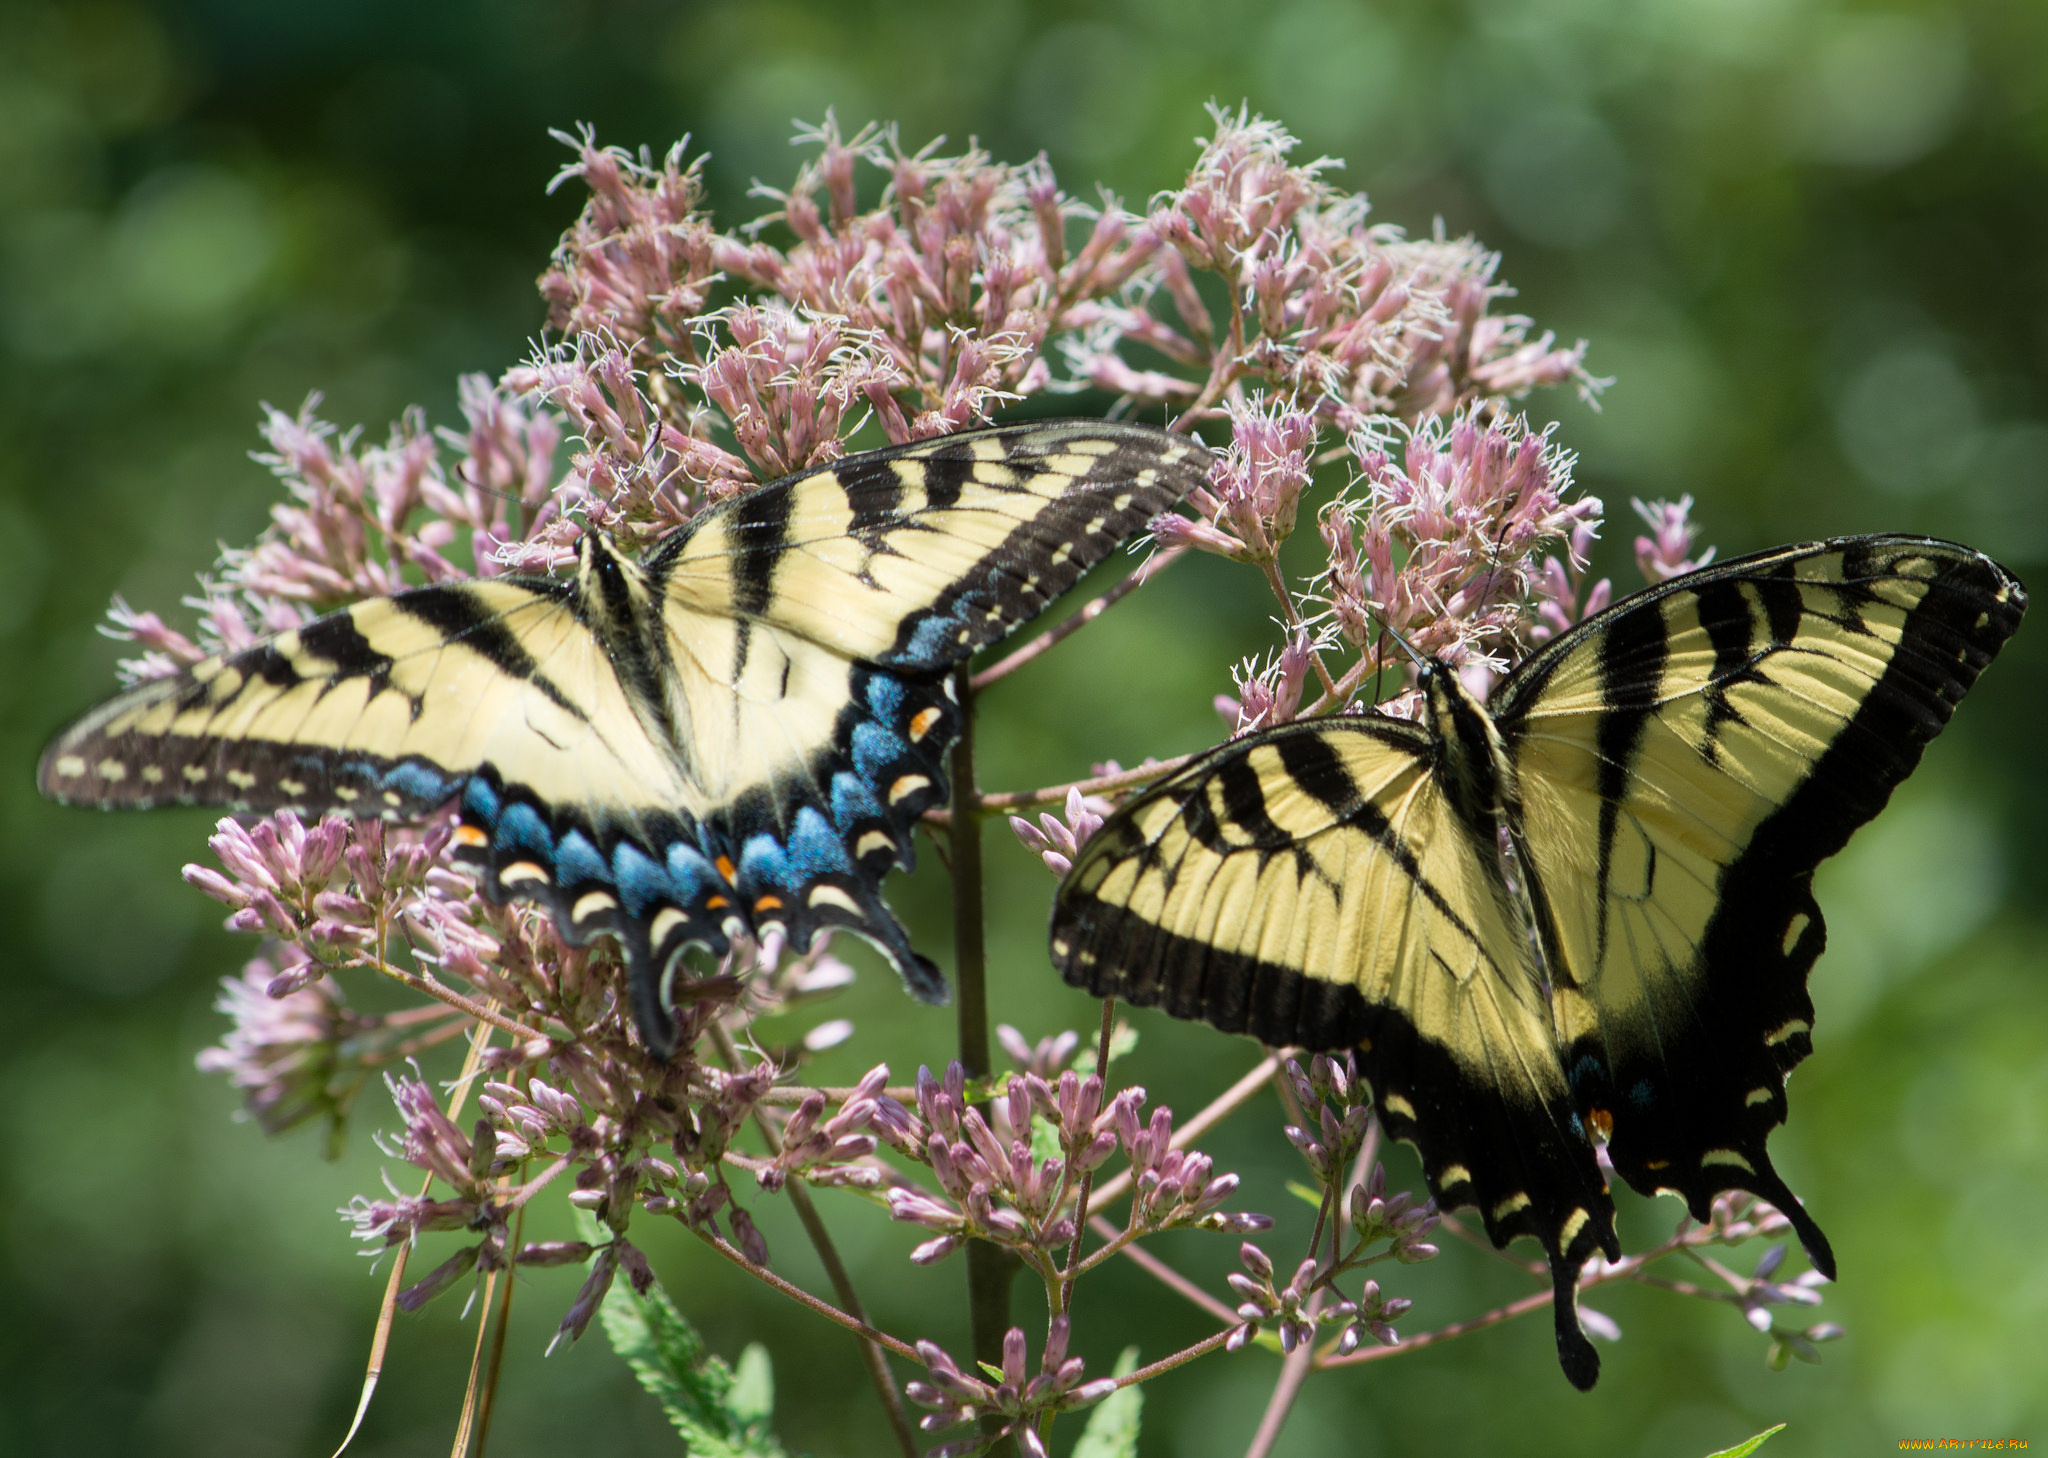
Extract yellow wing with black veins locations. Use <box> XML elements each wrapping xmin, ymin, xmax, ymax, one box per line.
<box><xmin>1494</xmin><ymin>535</ymin><xmax>2027</xmax><ymax>1276</ymax></box>
<box><xmin>1051</xmin><ymin>717</ymin><xmax>1620</xmax><ymax>1389</ymax></box>
<box><xmin>42</xmin><ymin>419</ymin><xmax>1210</xmax><ymax>1058</ymax></box>
<box><xmin>38</xmin><ymin>579</ymin><xmax>684</xmax><ymax>822</ymax></box>
<box><xmin>658</xmin><ymin>420</ymin><xmax>1210</xmax><ymax>666</ymax></box>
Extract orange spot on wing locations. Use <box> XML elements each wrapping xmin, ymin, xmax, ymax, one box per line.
<box><xmin>754</xmin><ymin>894</ymin><xmax>783</xmax><ymax>912</ymax></box>
<box><xmin>453</xmin><ymin>824</ymin><xmax>489</xmax><ymax>849</ymax></box>
<box><xmin>715</xmin><ymin>856</ymin><xmax>736</xmax><ymax>881</ymax></box>
<box><xmin>706</xmin><ymin>895</ymin><xmax>730</xmax><ymax>910</ymax></box>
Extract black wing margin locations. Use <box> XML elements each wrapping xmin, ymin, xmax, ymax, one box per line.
<box><xmin>1500</xmin><ymin>535</ymin><xmax>2026</xmax><ymax>1281</ymax></box>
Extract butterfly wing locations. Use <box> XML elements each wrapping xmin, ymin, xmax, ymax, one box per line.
<box><xmin>43</xmin><ymin>420</ymin><xmax>1209</xmax><ymax>1053</ymax></box>
<box><xmin>37</xmin><ymin>579</ymin><xmax>677</xmax><ymax>820</ymax></box>
<box><xmin>1496</xmin><ymin>535</ymin><xmax>2026</xmax><ymax>1274</ymax></box>
<box><xmin>1051</xmin><ymin>719</ymin><xmax>1619</xmax><ymax>1388</ymax></box>
<box><xmin>661</xmin><ymin>420</ymin><xmax>1209</xmax><ymax>667</ymax></box>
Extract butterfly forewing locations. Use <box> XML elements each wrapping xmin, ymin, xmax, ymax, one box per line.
<box><xmin>662</xmin><ymin>423</ymin><xmax>1211</xmax><ymax>668</ymax></box>
<box><xmin>1497</xmin><ymin>536</ymin><xmax>2026</xmax><ymax>1271</ymax></box>
<box><xmin>40</xmin><ymin>582</ymin><xmax>689</xmax><ymax>819</ymax></box>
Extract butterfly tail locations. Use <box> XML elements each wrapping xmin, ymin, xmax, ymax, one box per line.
<box><xmin>1549</xmin><ymin>1248</ymin><xmax>1602</xmax><ymax>1391</ymax></box>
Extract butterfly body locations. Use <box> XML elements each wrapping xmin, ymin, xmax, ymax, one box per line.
<box><xmin>1052</xmin><ymin>534</ymin><xmax>2025</xmax><ymax>1387</ymax></box>
<box><xmin>42</xmin><ymin>420</ymin><xmax>1212</xmax><ymax>1055</ymax></box>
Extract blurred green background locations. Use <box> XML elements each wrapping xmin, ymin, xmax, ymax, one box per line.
<box><xmin>3</xmin><ymin>0</ymin><xmax>2045</xmax><ymax>1454</ymax></box>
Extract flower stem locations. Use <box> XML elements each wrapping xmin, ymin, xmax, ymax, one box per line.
<box><xmin>948</xmin><ymin>664</ymin><xmax>1016</xmax><ymax>1453</ymax></box>
<box><xmin>1242</xmin><ymin>1291</ymin><xmax>1320</xmax><ymax>1458</ymax></box>
<box><xmin>1088</xmin><ymin>1213</ymin><xmax>1238</xmax><ymax>1324</ymax></box>
<box><xmin>685</xmin><ymin>1224</ymin><xmax>922</xmax><ymax>1361</ymax></box>
<box><xmin>785</xmin><ymin>1181</ymin><xmax>920</xmax><ymax>1458</ymax></box>
<box><xmin>707</xmin><ymin>1025</ymin><xmax>919</xmax><ymax>1458</ymax></box>
<box><xmin>938</xmin><ymin>755</ymin><xmax>1197</xmax><ymax>824</ymax></box>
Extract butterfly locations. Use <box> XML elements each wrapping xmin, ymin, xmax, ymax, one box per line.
<box><xmin>41</xmin><ymin>420</ymin><xmax>1211</xmax><ymax>1054</ymax></box>
<box><xmin>1049</xmin><ymin>535</ymin><xmax>2025</xmax><ymax>1388</ymax></box>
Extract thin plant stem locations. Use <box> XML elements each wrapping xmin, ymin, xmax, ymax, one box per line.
<box><xmin>333</xmin><ymin>1011</ymin><xmax>498</xmax><ymax>1458</ymax></box>
<box><xmin>471</xmin><ymin>1205</ymin><xmax>521</xmax><ymax>1456</ymax></box>
<box><xmin>452</xmin><ymin>1201</ymin><xmax>522</xmax><ymax>1458</ymax></box>
<box><xmin>924</xmin><ymin>754</ymin><xmax>1198</xmax><ymax>826</ymax></box>
<box><xmin>1317</xmin><ymin>1211</ymin><xmax>1773</xmax><ymax>1369</ymax></box>
<box><xmin>684</xmin><ymin>1223</ymin><xmax>922</xmax><ymax>1361</ymax></box>
<box><xmin>1090</xmin><ymin>1213</ymin><xmax>1239</xmax><ymax>1324</ymax></box>
<box><xmin>1257</xmin><ymin>557</ymin><xmax>1338</xmax><ymax>698</ymax></box>
<box><xmin>706</xmin><ymin>1024</ymin><xmax>918</xmax><ymax>1458</ymax></box>
<box><xmin>1325</xmin><ymin>1287</ymin><xmax>1554</xmax><ymax>1367</ymax></box>
<box><xmin>785</xmin><ymin>1181</ymin><xmax>920</xmax><ymax>1458</ymax></box>
<box><xmin>1114</xmin><ymin>1328</ymin><xmax>1238</xmax><ymax>1388</ymax></box>
<box><xmin>948</xmin><ymin>663</ymin><xmax>1015</xmax><ymax>1455</ymax></box>
<box><xmin>333</xmin><ymin>1240</ymin><xmax>412</xmax><ymax>1458</ymax></box>
<box><xmin>367</xmin><ymin>956</ymin><xmax>556</xmax><ymax>1045</ymax></box>
<box><xmin>1304</xmin><ymin>1179</ymin><xmax>1335</xmax><ymax>1273</ymax></box>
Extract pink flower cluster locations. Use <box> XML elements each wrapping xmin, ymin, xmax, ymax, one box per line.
<box><xmin>908</xmin><ymin>1317</ymin><xmax>1120</xmax><ymax>1458</ymax></box>
<box><xmin>120</xmin><ymin>103</ymin><xmax>1799</xmax><ymax>1451</ymax></box>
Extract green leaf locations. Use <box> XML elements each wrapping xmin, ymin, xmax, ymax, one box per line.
<box><xmin>728</xmin><ymin>1343</ymin><xmax>775</xmax><ymax>1429</ymax></box>
<box><xmin>1029</xmin><ymin>1113</ymin><xmax>1064</xmax><ymax>1166</ymax></box>
<box><xmin>1283</xmin><ymin>1180</ymin><xmax>1324</xmax><ymax>1210</ymax></box>
<box><xmin>575</xmin><ymin>1211</ymin><xmax>792</xmax><ymax>1457</ymax></box>
<box><xmin>1069</xmin><ymin>1348</ymin><xmax>1143</xmax><ymax>1458</ymax></box>
<box><xmin>1705</xmin><ymin>1423</ymin><xmax>1787</xmax><ymax>1458</ymax></box>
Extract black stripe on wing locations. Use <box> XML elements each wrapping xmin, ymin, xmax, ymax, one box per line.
<box><xmin>1052</xmin><ymin>893</ymin><xmax>1618</xmax><ymax>1389</ymax></box>
<box><xmin>866</xmin><ymin>424</ymin><xmax>1206</xmax><ymax>670</ymax></box>
<box><xmin>1519</xmin><ymin>537</ymin><xmax>2026</xmax><ymax>1282</ymax></box>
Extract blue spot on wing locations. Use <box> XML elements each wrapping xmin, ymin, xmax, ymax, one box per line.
<box><xmin>555</xmin><ymin>830</ymin><xmax>607</xmax><ymax>888</ymax></box>
<box><xmin>852</xmin><ymin>722</ymin><xmax>901</xmax><ymax>782</ymax></box>
<box><xmin>738</xmin><ymin>832</ymin><xmax>793</xmax><ymax>891</ymax></box>
<box><xmin>497</xmin><ymin>802</ymin><xmax>552</xmax><ymax>859</ymax></box>
<box><xmin>665</xmin><ymin>843</ymin><xmax>725</xmax><ymax>903</ymax></box>
<box><xmin>900</xmin><ymin>614</ymin><xmax>959</xmax><ymax>667</ymax></box>
<box><xmin>383</xmin><ymin>761</ymin><xmax>455</xmax><ymax>804</ymax></box>
<box><xmin>865</xmin><ymin>673</ymin><xmax>906</xmax><ymax>721</ymax></box>
<box><xmin>830</xmin><ymin>770</ymin><xmax>883</xmax><ymax>829</ymax></box>
<box><xmin>786</xmin><ymin>806</ymin><xmax>851</xmax><ymax>878</ymax></box>
<box><xmin>463</xmin><ymin>777</ymin><xmax>502</xmax><ymax>823</ymax></box>
<box><xmin>611</xmin><ymin>841</ymin><xmax>669</xmax><ymax>916</ymax></box>
<box><xmin>1629</xmin><ymin>1079</ymin><xmax>1655</xmax><ymax>1110</ymax></box>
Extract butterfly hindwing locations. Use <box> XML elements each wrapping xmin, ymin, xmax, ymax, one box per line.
<box><xmin>1054</xmin><ymin>719</ymin><xmax>1618</xmax><ymax>1388</ymax></box>
<box><xmin>42</xmin><ymin>420</ymin><xmax>1208</xmax><ymax>1055</ymax></box>
<box><xmin>1498</xmin><ymin>536</ymin><xmax>2026</xmax><ymax>1267</ymax></box>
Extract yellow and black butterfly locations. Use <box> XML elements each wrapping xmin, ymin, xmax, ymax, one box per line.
<box><xmin>1050</xmin><ymin>535</ymin><xmax>2025</xmax><ymax>1388</ymax></box>
<box><xmin>41</xmin><ymin>420</ymin><xmax>1209</xmax><ymax>1054</ymax></box>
